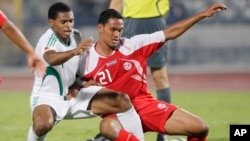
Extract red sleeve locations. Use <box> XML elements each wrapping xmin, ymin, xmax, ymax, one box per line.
<box><xmin>0</xmin><ymin>10</ymin><xmax>7</xmax><ymax>27</ymax></box>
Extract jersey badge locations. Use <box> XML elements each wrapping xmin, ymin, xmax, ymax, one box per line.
<box><xmin>157</xmin><ymin>103</ymin><xmax>170</xmax><ymax>110</ymax></box>
<box><xmin>123</xmin><ymin>62</ymin><xmax>132</xmax><ymax>70</ymax></box>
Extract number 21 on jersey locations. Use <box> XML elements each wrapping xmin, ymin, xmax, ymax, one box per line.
<box><xmin>97</xmin><ymin>69</ymin><xmax>112</xmax><ymax>85</ymax></box>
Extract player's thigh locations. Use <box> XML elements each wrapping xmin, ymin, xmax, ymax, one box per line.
<box><xmin>91</xmin><ymin>88</ymin><xmax>132</xmax><ymax>115</ymax></box>
<box><xmin>165</xmin><ymin>108</ymin><xmax>208</xmax><ymax>135</ymax></box>
<box><xmin>30</xmin><ymin>94</ymin><xmax>71</xmax><ymax>123</ymax></box>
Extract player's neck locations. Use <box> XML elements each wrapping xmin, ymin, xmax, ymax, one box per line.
<box><xmin>95</xmin><ymin>42</ymin><xmax>113</xmax><ymax>57</ymax></box>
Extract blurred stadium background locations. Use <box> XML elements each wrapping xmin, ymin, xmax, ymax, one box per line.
<box><xmin>0</xmin><ymin>0</ymin><xmax>250</xmax><ymax>92</ymax></box>
<box><xmin>0</xmin><ymin>1</ymin><xmax>249</xmax><ymax>141</ymax></box>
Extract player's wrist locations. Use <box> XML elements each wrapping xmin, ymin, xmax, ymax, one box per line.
<box><xmin>71</xmin><ymin>49</ymin><xmax>79</xmax><ymax>56</ymax></box>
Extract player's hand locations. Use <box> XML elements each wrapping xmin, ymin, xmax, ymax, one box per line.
<box><xmin>82</xmin><ymin>79</ymin><xmax>101</xmax><ymax>88</ymax></box>
<box><xmin>202</xmin><ymin>4</ymin><xmax>227</xmax><ymax>17</ymax></box>
<box><xmin>73</xmin><ymin>37</ymin><xmax>93</xmax><ymax>55</ymax></box>
<box><xmin>67</xmin><ymin>88</ymin><xmax>79</xmax><ymax>100</ymax></box>
<box><xmin>27</xmin><ymin>53</ymin><xmax>45</xmax><ymax>77</ymax></box>
<box><xmin>67</xmin><ymin>83</ymin><xmax>82</xmax><ymax>100</ymax></box>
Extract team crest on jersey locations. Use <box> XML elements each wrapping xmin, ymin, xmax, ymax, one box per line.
<box><xmin>106</xmin><ymin>60</ymin><xmax>117</xmax><ymax>66</ymax></box>
<box><xmin>157</xmin><ymin>103</ymin><xmax>169</xmax><ymax>110</ymax></box>
<box><xmin>123</xmin><ymin>62</ymin><xmax>132</xmax><ymax>70</ymax></box>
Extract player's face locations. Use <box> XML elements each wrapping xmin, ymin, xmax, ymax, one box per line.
<box><xmin>99</xmin><ymin>18</ymin><xmax>123</xmax><ymax>49</ymax></box>
<box><xmin>49</xmin><ymin>11</ymin><xmax>74</xmax><ymax>44</ymax></box>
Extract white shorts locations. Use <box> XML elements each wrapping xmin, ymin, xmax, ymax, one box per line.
<box><xmin>30</xmin><ymin>86</ymin><xmax>103</xmax><ymax>122</ymax></box>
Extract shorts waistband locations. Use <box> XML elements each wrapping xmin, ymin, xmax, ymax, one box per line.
<box><xmin>31</xmin><ymin>94</ymin><xmax>68</xmax><ymax>101</ymax></box>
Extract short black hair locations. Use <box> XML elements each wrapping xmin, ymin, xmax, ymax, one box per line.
<box><xmin>98</xmin><ymin>9</ymin><xmax>123</xmax><ymax>25</ymax></box>
<box><xmin>48</xmin><ymin>2</ymin><xmax>72</xmax><ymax>19</ymax></box>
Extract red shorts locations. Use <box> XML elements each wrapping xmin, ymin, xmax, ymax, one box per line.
<box><xmin>132</xmin><ymin>94</ymin><xmax>178</xmax><ymax>134</ymax></box>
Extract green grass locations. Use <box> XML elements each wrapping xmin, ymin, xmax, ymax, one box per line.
<box><xmin>0</xmin><ymin>91</ymin><xmax>249</xmax><ymax>141</ymax></box>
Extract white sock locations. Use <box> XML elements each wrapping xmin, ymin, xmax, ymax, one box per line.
<box><xmin>27</xmin><ymin>126</ymin><xmax>47</xmax><ymax>141</ymax></box>
<box><xmin>117</xmin><ymin>106</ymin><xmax>144</xmax><ymax>141</ymax></box>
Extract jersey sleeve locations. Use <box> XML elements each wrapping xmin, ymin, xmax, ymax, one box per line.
<box><xmin>0</xmin><ymin>10</ymin><xmax>7</xmax><ymax>27</ymax></box>
<box><xmin>122</xmin><ymin>31</ymin><xmax>166</xmax><ymax>58</ymax></box>
<box><xmin>76</xmin><ymin>55</ymin><xmax>85</xmax><ymax>85</ymax></box>
<box><xmin>77</xmin><ymin>54</ymin><xmax>86</xmax><ymax>77</ymax></box>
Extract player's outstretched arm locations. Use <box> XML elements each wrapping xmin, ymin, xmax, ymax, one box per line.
<box><xmin>1</xmin><ymin>19</ymin><xmax>45</xmax><ymax>76</ymax></box>
<box><xmin>164</xmin><ymin>4</ymin><xmax>227</xmax><ymax>41</ymax></box>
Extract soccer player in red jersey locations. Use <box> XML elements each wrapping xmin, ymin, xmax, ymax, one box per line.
<box><xmin>78</xmin><ymin>4</ymin><xmax>227</xmax><ymax>141</ymax></box>
<box><xmin>26</xmin><ymin>3</ymin><xmax>143</xmax><ymax>141</ymax></box>
<box><xmin>0</xmin><ymin>10</ymin><xmax>45</xmax><ymax>78</ymax></box>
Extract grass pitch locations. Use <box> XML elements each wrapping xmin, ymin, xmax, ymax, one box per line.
<box><xmin>0</xmin><ymin>91</ymin><xmax>249</xmax><ymax>141</ymax></box>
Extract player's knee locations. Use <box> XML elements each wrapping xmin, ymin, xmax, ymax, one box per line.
<box><xmin>33</xmin><ymin>118</ymin><xmax>54</xmax><ymax>136</ymax></box>
<box><xmin>100</xmin><ymin>117</ymin><xmax>122</xmax><ymax>140</ymax></box>
<box><xmin>199</xmin><ymin>121</ymin><xmax>209</xmax><ymax>137</ymax></box>
<box><xmin>193</xmin><ymin>120</ymin><xmax>209</xmax><ymax>137</ymax></box>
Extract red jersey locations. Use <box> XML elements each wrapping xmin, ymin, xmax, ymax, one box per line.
<box><xmin>0</xmin><ymin>10</ymin><xmax>7</xmax><ymax>27</ymax></box>
<box><xmin>82</xmin><ymin>31</ymin><xmax>165</xmax><ymax>99</ymax></box>
<box><xmin>80</xmin><ymin>31</ymin><xmax>178</xmax><ymax>133</ymax></box>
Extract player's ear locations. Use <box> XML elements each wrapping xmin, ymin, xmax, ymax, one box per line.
<box><xmin>48</xmin><ymin>19</ymin><xmax>54</xmax><ymax>28</ymax></box>
<box><xmin>98</xmin><ymin>24</ymin><xmax>103</xmax><ymax>33</ymax></box>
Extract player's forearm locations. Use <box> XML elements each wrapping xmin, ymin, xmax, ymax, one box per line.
<box><xmin>164</xmin><ymin>4</ymin><xmax>227</xmax><ymax>41</ymax></box>
<box><xmin>44</xmin><ymin>37</ymin><xmax>92</xmax><ymax>66</ymax></box>
<box><xmin>2</xmin><ymin>20</ymin><xmax>35</xmax><ymax>55</ymax></box>
<box><xmin>109</xmin><ymin>0</ymin><xmax>123</xmax><ymax>13</ymax></box>
<box><xmin>164</xmin><ymin>11</ymin><xmax>206</xmax><ymax>40</ymax></box>
<box><xmin>43</xmin><ymin>49</ymin><xmax>76</xmax><ymax>66</ymax></box>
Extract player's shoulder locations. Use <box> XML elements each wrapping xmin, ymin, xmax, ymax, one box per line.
<box><xmin>36</xmin><ymin>29</ymin><xmax>57</xmax><ymax>49</ymax></box>
<box><xmin>39</xmin><ymin>29</ymin><xmax>52</xmax><ymax>39</ymax></box>
<box><xmin>45</xmin><ymin>29</ymin><xmax>56</xmax><ymax>38</ymax></box>
<box><xmin>40</xmin><ymin>29</ymin><xmax>58</xmax><ymax>43</ymax></box>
